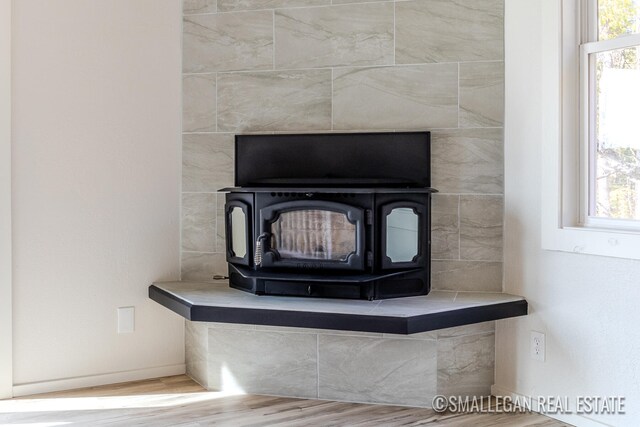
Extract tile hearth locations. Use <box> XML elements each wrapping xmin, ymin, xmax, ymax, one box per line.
<box><xmin>149</xmin><ymin>281</ymin><xmax>527</xmax><ymax>334</ymax></box>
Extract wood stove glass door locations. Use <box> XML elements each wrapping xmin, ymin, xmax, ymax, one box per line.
<box><xmin>259</xmin><ymin>201</ymin><xmax>365</xmax><ymax>270</ymax></box>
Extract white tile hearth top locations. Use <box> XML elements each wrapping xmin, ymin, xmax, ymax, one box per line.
<box><xmin>150</xmin><ymin>281</ymin><xmax>527</xmax><ymax>334</ymax></box>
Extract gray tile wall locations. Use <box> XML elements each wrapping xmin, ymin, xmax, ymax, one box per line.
<box><xmin>186</xmin><ymin>320</ymin><xmax>496</xmax><ymax>406</ymax></box>
<box><xmin>181</xmin><ymin>0</ymin><xmax>505</xmax><ymax>288</ymax></box>
<box><xmin>181</xmin><ymin>0</ymin><xmax>505</xmax><ymax>405</ymax></box>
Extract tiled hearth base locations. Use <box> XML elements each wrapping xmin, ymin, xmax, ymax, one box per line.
<box><xmin>151</xmin><ymin>281</ymin><xmax>526</xmax><ymax>407</ymax></box>
<box><xmin>186</xmin><ymin>320</ymin><xmax>496</xmax><ymax>408</ymax></box>
<box><xmin>155</xmin><ymin>282</ymin><xmax>526</xmax><ymax>407</ymax></box>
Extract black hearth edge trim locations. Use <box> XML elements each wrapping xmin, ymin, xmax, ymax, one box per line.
<box><xmin>149</xmin><ymin>285</ymin><xmax>528</xmax><ymax>335</ymax></box>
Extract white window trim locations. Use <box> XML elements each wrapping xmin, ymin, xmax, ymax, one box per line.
<box><xmin>541</xmin><ymin>0</ymin><xmax>640</xmax><ymax>259</ymax></box>
<box><xmin>0</xmin><ymin>0</ymin><xmax>13</xmax><ymax>399</ymax></box>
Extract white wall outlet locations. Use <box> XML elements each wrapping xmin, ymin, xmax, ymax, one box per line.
<box><xmin>117</xmin><ymin>306</ymin><xmax>135</xmax><ymax>334</ymax></box>
<box><xmin>531</xmin><ymin>331</ymin><xmax>545</xmax><ymax>361</ymax></box>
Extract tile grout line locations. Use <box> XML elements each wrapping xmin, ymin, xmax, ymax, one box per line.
<box><xmin>393</xmin><ymin>1</ymin><xmax>396</xmax><ymax>65</ymax></box>
<box><xmin>183</xmin><ymin>191</ymin><xmax>231</xmax><ymax>194</ymax></box>
<box><xmin>316</xmin><ymin>334</ymin><xmax>320</xmax><ymax>398</ymax></box>
<box><xmin>186</xmin><ymin>0</ymin><xmax>472</xmax><ymax>15</ymax></box>
<box><xmin>458</xmin><ymin>195</ymin><xmax>461</xmax><ymax>261</ymax></box>
<box><xmin>432</xmin><ymin>258</ymin><xmax>503</xmax><ymax>263</ymax></box>
<box><xmin>188</xmin><ymin>0</ymin><xmax>401</xmax><ymax>16</ymax></box>
<box><xmin>183</xmin><ymin>60</ymin><xmax>504</xmax><ymax>77</ymax></box>
<box><xmin>181</xmin><ymin>127</ymin><xmax>505</xmax><ymax>134</ymax></box>
<box><xmin>235</xmin><ymin>60</ymin><xmax>505</xmax><ymax>73</ymax></box>
<box><xmin>183</xmin><ymin>249</ymin><xmax>502</xmax><ymax>263</ymax></box>
<box><xmin>331</xmin><ymin>68</ymin><xmax>334</xmax><ymax>130</ymax></box>
<box><xmin>180</xmin><ymin>5</ymin><xmax>185</xmax><ymax>282</ymax></box>
<box><xmin>213</xmin><ymin>193</ymin><xmax>218</xmax><ymax>253</ymax></box>
<box><xmin>182</xmin><ymin>250</ymin><xmax>226</xmax><ymax>255</ymax></box>
<box><xmin>457</xmin><ymin>62</ymin><xmax>460</xmax><ymax>128</ymax></box>
<box><xmin>183</xmin><ymin>191</ymin><xmax>503</xmax><ymax>196</ymax></box>
<box><xmin>215</xmin><ymin>73</ymin><xmax>219</xmax><ymax>132</ymax></box>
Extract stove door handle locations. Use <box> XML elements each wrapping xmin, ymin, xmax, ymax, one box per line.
<box><xmin>254</xmin><ymin>233</ymin><xmax>270</xmax><ymax>267</ymax></box>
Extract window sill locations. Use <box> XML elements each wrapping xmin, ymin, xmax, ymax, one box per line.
<box><xmin>542</xmin><ymin>224</ymin><xmax>640</xmax><ymax>260</ymax></box>
<box><xmin>149</xmin><ymin>281</ymin><xmax>528</xmax><ymax>335</ymax></box>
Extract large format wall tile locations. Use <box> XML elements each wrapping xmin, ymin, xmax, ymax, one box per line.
<box><xmin>318</xmin><ymin>335</ymin><xmax>437</xmax><ymax>406</ymax></box>
<box><xmin>437</xmin><ymin>332</ymin><xmax>495</xmax><ymax>397</ymax></box>
<box><xmin>217</xmin><ymin>70</ymin><xmax>332</xmax><ymax>132</ymax></box>
<box><xmin>431</xmin><ymin>194</ymin><xmax>459</xmax><ymax>260</ymax></box>
<box><xmin>186</xmin><ymin>321</ymin><xmax>210</xmax><ymax>388</ymax></box>
<box><xmin>183</xmin><ymin>11</ymin><xmax>273</xmax><ymax>73</ymax></box>
<box><xmin>395</xmin><ymin>0</ymin><xmax>504</xmax><ymax>63</ymax></box>
<box><xmin>383</xmin><ymin>330</ymin><xmax>438</xmax><ymax>340</ymax></box>
<box><xmin>460</xmin><ymin>195</ymin><xmax>503</xmax><ymax>261</ymax></box>
<box><xmin>182</xmin><ymin>133</ymin><xmax>234</xmax><ymax>192</ymax></box>
<box><xmin>431</xmin><ymin>129</ymin><xmax>504</xmax><ymax>194</ymax></box>
<box><xmin>437</xmin><ymin>321</ymin><xmax>495</xmax><ymax>339</ymax></box>
<box><xmin>219</xmin><ymin>0</ymin><xmax>329</xmax><ymax>12</ymax></box>
<box><xmin>332</xmin><ymin>0</ymin><xmax>385</xmax><ymax>4</ymax></box>
<box><xmin>216</xmin><ymin>207</ymin><xmax>226</xmax><ymax>253</ymax></box>
<box><xmin>181</xmin><ymin>252</ymin><xmax>227</xmax><ymax>281</ymax></box>
<box><xmin>431</xmin><ymin>260</ymin><xmax>502</xmax><ymax>292</ymax></box>
<box><xmin>183</xmin><ymin>0</ymin><xmax>216</xmax><ymax>15</ymax></box>
<box><xmin>182</xmin><ymin>193</ymin><xmax>216</xmax><ymax>252</ymax></box>
<box><xmin>459</xmin><ymin>61</ymin><xmax>504</xmax><ymax>127</ymax></box>
<box><xmin>208</xmin><ymin>322</ymin><xmax>256</xmax><ymax>331</ymax></box>
<box><xmin>275</xmin><ymin>3</ymin><xmax>394</xmax><ymax>69</ymax></box>
<box><xmin>333</xmin><ymin>64</ymin><xmax>458</xmax><ymax>130</ymax></box>
<box><xmin>254</xmin><ymin>324</ymin><xmax>383</xmax><ymax>337</ymax></box>
<box><xmin>183</xmin><ymin>74</ymin><xmax>216</xmax><ymax>132</ymax></box>
<box><xmin>208</xmin><ymin>328</ymin><xmax>318</xmax><ymax>397</ymax></box>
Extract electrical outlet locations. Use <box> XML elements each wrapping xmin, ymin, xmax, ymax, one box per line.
<box><xmin>118</xmin><ymin>307</ymin><xmax>135</xmax><ymax>334</ymax></box>
<box><xmin>531</xmin><ymin>331</ymin><xmax>545</xmax><ymax>362</ymax></box>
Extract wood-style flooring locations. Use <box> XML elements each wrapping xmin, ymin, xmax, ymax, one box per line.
<box><xmin>0</xmin><ymin>375</ymin><xmax>571</xmax><ymax>426</ymax></box>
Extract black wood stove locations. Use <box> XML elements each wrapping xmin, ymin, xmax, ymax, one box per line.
<box><xmin>222</xmin><ymin>132</ymin><xmax>437</xmax><ymax>300</ymax></box>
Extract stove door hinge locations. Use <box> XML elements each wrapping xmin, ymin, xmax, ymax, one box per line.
<box><xmin>366</xmin><ymin>251</ymin><xmax>373</xmax><ymax>267</ymax></box>
<box><xmin>365</xmin><ymin>209</ymin><xmax>373</xmax><ymax>225</ymax></box>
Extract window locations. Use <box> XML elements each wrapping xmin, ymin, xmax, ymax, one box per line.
<box><xmin>582</xmin><ymin>0</ymin><xmax>640</xmax><ymax>227</ymax></box>
<box><xmin>540</xmin><ymin>0</ymin><xmax>640</xmax><ymax>259</ymax></box>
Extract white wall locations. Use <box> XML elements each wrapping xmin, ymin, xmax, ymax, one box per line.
<box><xmin>497</xmin><ymin>1</ymin><xmax>640</xmax><ymax>425</ymax></box>
<box><xmin>11</xmin><ymin>0</ymin><xmax>184</xmax><ymax>391</ymax></box>
<box><xmin>1</xmin><ymin>0</ymin><xmax>13</xmax><ymax>400</ymax></box>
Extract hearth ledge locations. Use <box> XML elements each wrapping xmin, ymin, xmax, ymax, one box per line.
<box><xmin>149</xmin><ymin>281</ymin><xmax>527</xmax><ymax>335</ymax></box>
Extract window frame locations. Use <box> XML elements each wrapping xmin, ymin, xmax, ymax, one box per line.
<box><xmin>580</xmin><ymin>0</ymin><xmax>640</xmax><ymax>228</ymax></box>
<box><xmin>541</xmin><ymin>0</ymin><xmax>640</xmax><ymax>259</ymax></box>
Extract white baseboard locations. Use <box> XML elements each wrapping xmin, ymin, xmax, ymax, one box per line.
<box><xmin>12</xmin><ymin>364</ymin><xmax>186</xmax><ymax>397</ymax></box>
<box><xmin>491</xmin><ymin>384</ymin><xmax>613</xmax><ymax>427</ymax></box>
